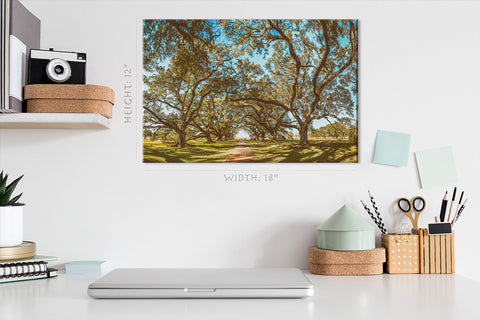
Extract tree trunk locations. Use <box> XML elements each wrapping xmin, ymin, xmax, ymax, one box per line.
<box><xmin>205</xmin><ymin>132</ymin><xmax>213</xmax><ymax>143</ymax></box>
<box><xmin>270</xmin><ymin>132</ymin><xmax>277</xmax><ymax>142</ymax></box>
<box><xmin>299</xmin><ymin>125</ymin><xmax>309</xmax><ymax>146</ymax></box>
<box><xmin>177</xmin><ymin>131</ymin><xmax>187</xmax><ymax>148</ymax></box>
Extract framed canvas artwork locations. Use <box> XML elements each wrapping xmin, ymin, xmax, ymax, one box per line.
<box><xmin>143</xmin><ymin>19</ymin><xmax>358</xmax><ymax>163</ymax></box>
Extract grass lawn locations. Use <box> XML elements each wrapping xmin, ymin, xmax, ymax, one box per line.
<box><xmin>143</xmin><ymin>140</ymin><xmax>238</xmax><ymax>163</ymax></box>
<box><xmin>143</xmin><ymin>139</ymin><xmax>357</xmax><ymax>163</ymax></box>
<box><xmin>247</xmin><ymin>140</ymin><xmax>357</xmax><ymax>162</ymax></box>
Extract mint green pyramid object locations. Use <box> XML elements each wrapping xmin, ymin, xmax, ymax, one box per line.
<box><xmin>316</xmin><ymin>205</ymin><xmax>375</xmax><ymax>251</ymax></box>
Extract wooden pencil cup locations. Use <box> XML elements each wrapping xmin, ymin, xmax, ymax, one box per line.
<box><xmin>381</xmin><ymin>233</ymin><xmax>420</xmax><ymax>274</ymax></box>
<box><xmin>412</xmin><ymin>228</ymin><xmax>455</xmax><ymax>274</ymax></box>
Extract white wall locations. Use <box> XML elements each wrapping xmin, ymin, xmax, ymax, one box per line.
<box><xmin>1</xmin><ymin>0</ymin><xmax>480</xmax><ymax>281</ymax></box>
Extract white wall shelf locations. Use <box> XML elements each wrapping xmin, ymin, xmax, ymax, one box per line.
<box><xmin>0</xmin><ymin>113</ymin><xmax>111</xmax><ymax>129</ymax></box>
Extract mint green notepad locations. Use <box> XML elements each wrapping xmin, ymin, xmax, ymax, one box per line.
<box><xmin>2</xmin><ymin>256</ymin><xmax>57</xmax><ymax>264</ymax></box>
<box><xmin>373</xmin><ymin>130</ymin><xmax>411</xmax><ymax>167</ymax></box>
<box><xmin>65</xmin><ymin>261</ymin><xmax>108</xmax><ymax>275</ymax></box>
<box><xmin>415</xmin><ymin>146</ymin><xmax>458</xmax><ymax>188</ymax></box>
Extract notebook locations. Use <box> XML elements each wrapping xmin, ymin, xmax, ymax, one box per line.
<box><xmin>0</xmin><ymin>256</ymin><xmax>58</xmax><ymax>283</ymax></box>
<box><xmin>88</xmin><ymin>268</ymin><xmax>314</xmax><ymax>299</ymax></box>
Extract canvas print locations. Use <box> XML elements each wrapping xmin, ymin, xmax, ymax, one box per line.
<box><xmin>143</xmin><ymin>19</ymin><xmax>358</xmax><ymax>163</ymax></box>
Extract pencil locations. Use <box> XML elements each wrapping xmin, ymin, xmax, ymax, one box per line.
<box><xmin>439</xmin><ymin>191</ymin><xmax>448</xmax><ymax>222</ymax></box>
<box><xmin>447</xmin><ymin>187</ymin><xmax>457</xmax><ymax>222</ymax></box>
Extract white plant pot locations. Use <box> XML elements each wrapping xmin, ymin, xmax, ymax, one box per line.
<box><xmin>0</xmin><ymin>205</ymin><xmax>24</xmax><ymax>247</ymax></box>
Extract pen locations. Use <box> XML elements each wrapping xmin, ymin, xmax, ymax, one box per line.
<box><xmin>447</xmin><ymin>187</ymin><xmax>457</xmax><ymax>222</ymax></box>
<box><xmin>439</xmin><ymin>191</ymin><xmax>448</xmax><ymax>222</ymax></box>
<box><xmin>452</xmin><ymin>198</ymin><xmax>468</xmax><ymax>226</ymax></box>
<box><xmin>453</xmin><ymin>191</ymin><xmax>464</xmax><ymax>222</ymax></box>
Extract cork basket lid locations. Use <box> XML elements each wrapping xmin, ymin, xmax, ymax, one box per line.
<box><xmin>308</xmin><ymin>247</ymin><xmax>386</xmax><ymax>265</ymax></box>
<box><xmin>317</xmin><ymin>205</ymin><xmax>374</xmax><ymax>232</ymax></box>
<box><xmin>24</xmin><ymin>84</ymin><xmax>115</xmax><ymax>105</ymax></box>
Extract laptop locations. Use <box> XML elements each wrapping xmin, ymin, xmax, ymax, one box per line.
<box><xmin>88</xmin><ymin>268</ymin><xmax>314</xmax><ymax>299</ymax></box>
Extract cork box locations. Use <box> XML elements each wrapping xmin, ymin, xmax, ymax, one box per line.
<box><xmin>24</xmin><ymin>84</ymin><xmax>115</xmax><ymax>118</ymax></box>
<box><xmin>381</xmin><ymin>233</ymin><xmax>420</xmax><ymax>274</ymax></box>
<box><xmin>412</xmin><ymin>228</ymin><xmax>455</xmax><ymax>274</ymax></box>
<box><xmin>308</xmin><ymin>247</ymin><xmax>386</xmax><ymax>275</ymax></box>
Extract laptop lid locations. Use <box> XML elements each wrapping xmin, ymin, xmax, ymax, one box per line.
<box><xmin>88</xmin><ymin>268</ymin><xmax>314</xmax><ymax>299</ymax></box>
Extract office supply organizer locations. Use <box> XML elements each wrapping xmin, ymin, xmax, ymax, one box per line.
<box><xmin>412</xmin><ymin>228</ymin><xmax>455</xmax><ymax>274</ymax></box>
<box><xmin>381</xmin><ymin>233</ymin><xmax>419</xmax><ymax>274</ymax></box>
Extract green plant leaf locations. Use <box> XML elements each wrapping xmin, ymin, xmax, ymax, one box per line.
<box><xmin>0</xmin><ymin>171</ymin><xmax>7</xmax><ymax>195</ymax></box>
<box><xmin>8</xmin><ymin>193</ymin><xmax>23</xmax><ymax>205</ymax></box>
<box><xmin>0</xmin><ymin>193</ymin><xmax>11</xmax><ymax>205</ymax></box>
<box><xmin>1</xmin><ymin>174</ymin><xmax>23</xmax><ymax>205</ymax></box>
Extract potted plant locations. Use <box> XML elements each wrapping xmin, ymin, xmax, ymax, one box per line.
<box><xmin>0</xmin><ymin>171</ymin><xmax>24</xmax><ymax>247</ymax></box>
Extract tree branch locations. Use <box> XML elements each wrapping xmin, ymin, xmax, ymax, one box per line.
<box><xmin>144</xmin><ymin>105</ymin><xmax>180</xmax><ymax>132</ymax></box>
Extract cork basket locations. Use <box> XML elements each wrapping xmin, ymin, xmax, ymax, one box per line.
<box><xmin>308</xmin><ymin>247</ymin><xmax>385</xmax><ymax>275</ymax></box>
<box><xmin>381</xmin><ymin>233</ymin><xmax>420</xmax><ymax>274</ymax></box>
<box><xmin>24</xmin><ymin>84</ymin><xmax>115</xmax><ymax>118</ymax></box>
<box><xmin>412</xmin><ymin>228</ymin><xmax>455</xmax><ymax>274</ymax></box>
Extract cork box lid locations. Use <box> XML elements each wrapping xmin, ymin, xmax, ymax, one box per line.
<box><xmin>308</xmin><ymin>247</ymin><xmax>386</xmax><ymax>265</ymax></box>
<box><xmin>24</xmin><ymin>84</ymin><xmax>115</xmax><ymax>105</ymax></box>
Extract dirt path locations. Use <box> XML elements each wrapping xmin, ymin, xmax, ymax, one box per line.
<box><xmin>227</xmin><ymin>141</ymin><xmax>253</xmax><ymax>162</ymax></box>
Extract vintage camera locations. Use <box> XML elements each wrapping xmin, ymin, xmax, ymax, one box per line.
<box><xmin>28</xmin><ymin>48</ymin><xmax>86</xmax><ymax>84</ymax></box>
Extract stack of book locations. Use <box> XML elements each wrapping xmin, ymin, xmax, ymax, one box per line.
<box><xmin>1</xmin><ymin>0</ymin><xmax>40</xmax><ymax>112</ymax></box>
<box><xmin>0</xmin><ymin>255</ymin><xmax>57</xmax><ymax>283</ymax></box>
<box><xmin>0</xmin><ymin>242</ymin><xmax>57</xmax><ymax>284</ymax></box>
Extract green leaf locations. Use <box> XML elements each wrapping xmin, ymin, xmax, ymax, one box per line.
<box><xmin>0</xmin><ymin>197</ymin><xmax>8</xmax><ymax>205</ymax></box>
<box><xmin>2</xmin><ymin>174</ymin><xmax>23</xmax><ymax>205</ymax></box>
<box><xmin>8</xmin><ymin>193</ymin><xmax>22</xmax><ymax>205</ymax></box>
<box><xmin>0</xmin><ymin>171</ymin><xmax>7</xmax><ymax>195</ymax></box>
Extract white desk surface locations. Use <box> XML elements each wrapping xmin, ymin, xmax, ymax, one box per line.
<box><xmin>1</xmin><ymin>272</ymin><xmax>479</xmax><ymax>320</ymax></box>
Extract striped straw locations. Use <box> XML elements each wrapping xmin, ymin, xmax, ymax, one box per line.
<box><xmin>361</xmin><ymin>200</ymin><xmax>386</xmax><ymax>234</ymax></box>
<box><xmin>369</xmin><ymin>190</ymin><xmax>387</xmax><ymax>234</ymax></box>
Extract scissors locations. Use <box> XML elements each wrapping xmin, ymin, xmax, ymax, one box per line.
<box><xmin>397</xmin><ymin>196</ymin><xmax>426</xmax><ymax>230</ymax></box>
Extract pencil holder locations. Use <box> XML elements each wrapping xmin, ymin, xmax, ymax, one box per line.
<box><xmin>412</xmin><ymin>228</ymin><xmax>455</xmax><ymax>274</ymax></box>
<box><xmin>381</xmin><ymin>233</ymin><xmax>420</xmax><ymax>274</ymax></box>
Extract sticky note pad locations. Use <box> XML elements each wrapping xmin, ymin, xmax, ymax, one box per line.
<box><xmin>373</xmin><ymin>130</ymin><xmax>411</xmax><ymax>167</ymax></box>
<box><xmin>65</xmin><ymin>260</ymin><xmax>108</xmax><ymax>275</ymax></box>
<box><xmin>415</xmin><ymin>146</ymin><xmax>458</xmax><ymax>189</ymax></box>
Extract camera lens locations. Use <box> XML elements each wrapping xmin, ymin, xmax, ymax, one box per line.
<box><xmin>46</xmin><ymin>59</ymin><xmax>72</xmax><ymax>83</ymax></box>
<box><xmin>54</xmin><ymin>65</ymin><xmax>64</xmax><ymax>75</ymax></box>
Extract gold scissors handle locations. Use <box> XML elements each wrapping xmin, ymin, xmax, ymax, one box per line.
<box><xmin>397</xmin><ymin>196</ymin><xmax>426</xmax><ymax>229</ymax></box>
